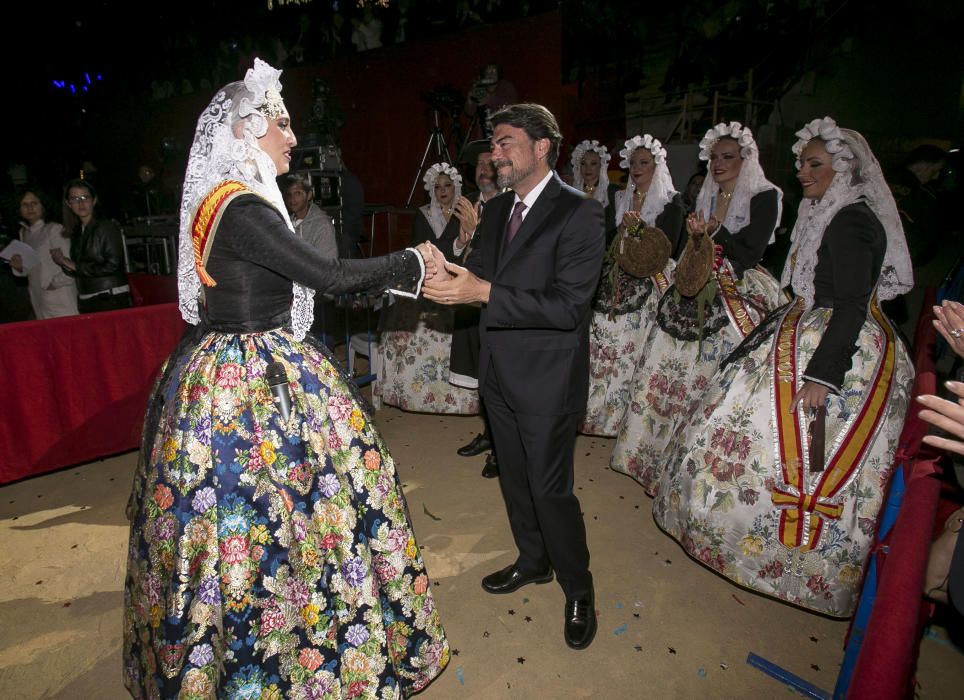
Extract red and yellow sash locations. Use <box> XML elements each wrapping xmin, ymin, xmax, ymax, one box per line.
<box><xmin>770</xmin><ymin>298</ymin><xmax>897</xmax><ymax>550</ymax></box>
<box><xmin>716</xmin><ymin>264</ymin><xmax>759</xmax><ymax>338</ymax></box>
<box><xmin>191</xmin><ymin>180</ymin><xmax>252</xmax><ymax>287</ymax></box>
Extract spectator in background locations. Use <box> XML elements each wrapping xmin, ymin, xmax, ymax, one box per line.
<box><xmin>682</xmin><ymin>171</ymin><xmax>705</xmax><ymax>214</ymax></box>
<box><xmin>464</xmin><ymin>63</ymin><xmax>518</xmax><ymax>140</ymax></box>
<box><xmin>52</xmin><ymin>179</ymin><xmax>130</xmax><ymax>313</ymax></box>
<box><xmin>281</xmin><ymin>173</ymin><xmax>339</xmax><ymax>258</ymax></box>
<box><xmin>8</xmin><ymin>188</ymin><xmax>77</xmax><ymax>319</ymax></box>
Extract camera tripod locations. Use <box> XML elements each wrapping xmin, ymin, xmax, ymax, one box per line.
<box><xmin>407</xmin><ymin>109</ymin><xmax>453</xmax><ymax>206</ymax></box>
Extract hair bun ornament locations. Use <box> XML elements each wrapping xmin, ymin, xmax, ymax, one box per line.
<box><xmin>423</xmin><ymin>162</ymin><xmax>462</xmax><ymax>191</ymax></box>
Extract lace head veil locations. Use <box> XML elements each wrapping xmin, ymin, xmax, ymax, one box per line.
<box><xmin>780</xmin><ymin>117</ymin><xmax>913</xmax><ymax>308</ymax></box>
<box><xmin>614</xmin><ymin>134</ymin><xmax>677</xmax><ymax>228</ymax></box>
<box><xmin>421</xmin><ymin>162</ymin><xmax>462</xmax><ymax>238</ymax></box>
<box><xmin>570</xmin><ymin>139</ymin><xmax>611</xmax><ymax>207</ymax></box>
<box><xmin>176</xmin><ymin>58</ymin><xmax>316</xmax><ymax>340</ymax></box>
<box><xmin>695</xmin><ymin>121</ymin><xmax>783</xmax><ymax>243</ymax></box>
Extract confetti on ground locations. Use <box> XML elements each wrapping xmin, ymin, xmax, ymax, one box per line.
<box><xmin>663</xmin><ymin>559</ymin><xmax>673</xmax><ymax>566</ymax></box>
<box><xmin>422</xmin><ymin>504</ymin><xmax>441</xmax><ymax>521</ymax></box>
<box><xmin>668</xmin><ymin>647</ymin><xmax>677</xmax><ymax>655</ymax></box>
<box><xmin>524</xmin><ymin>616</ymin><xmax>532</xmax><ymax>623</ymax></box>
<box><xmin>508</xmin><ymin>609</ymin><xmax>515</xmax><ymax>615</ymax></box>
<box><xmin>731</xmin><ymin>594</ymin><xmax>745</xmax><ymax>606</ymax></box>
<box><xmin>482</xmin><ymin>631</ymin><xmax>490</xmax><ymax>638</ymax></box>
<box><xmin>452</xmin><ymin>649</ymin><xmax>460</xmax><ymax>656</ymax></box>
<box><xmin>633</xmin><ymin>613</ymin><xmax>640</xmax><ymax>618</ymax></box>
<box><xmin>522</xmin><ymin>598</ymin><xmax>529</xmax><ymax>604</ymax></box>
<box><xmin>809</xmin><ymin>636</ymin><xmax>819</xmax><ymax>643</ymax></box>
<box><xmin>613</xmin><ymin>624</ymin><xmax>628</xmax><ymax>636</ymax></box>
<box><xmin>615</xmin><ymin>602</ymin><xmax>623</xmax><ymax>609</ymax></box>
<box><xmin>456</xmin><ymin>667</ymin><xmax>465</xmax><ymax>686</ymax></box>
<box><xmin>634</xmin><ymin>645</ymin><xmax>643</xmax><ymax>652</ymax></box>
<box><xmin>720</xmin><ymin>663</ymin><xmax>729</xmax><ymax>670</ymax></box>
<box><xmin>517</xmin><ymin>657</ymin><xmax>526</xmax><ymax>665</ymax></box>
<box><xmin>810</xmin><ymin>664</ymin><xmax>820</xmax><ymax>672</ymax></box>
<box><xmin>698</xmin><ymin>668</ymin><xmax>707</xmax><ymax>678</ymax></box>
<box><xmin>63</xmin><ymin>602</ymin><xmax>71</xmax><ymax>607</ymax></box>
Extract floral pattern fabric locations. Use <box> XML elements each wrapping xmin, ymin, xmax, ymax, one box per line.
<box><xmin>610</xmin><ymin>267</ymin><xmax>786</xmax><ymax>494</ymax></box>
<box><xmin>582</xmin><ymin>260</ymin><xmax>671</xmax><ymax>437</ymax></box>
<box><xmin>374</xmin><ymin>298</ymin><xmax>479</xmax><ymax>415</ymax></box>
<box><xmin>653</xmin><ymin>306</ymin><xmax>913</xmax><ymax>616</ymax></box>
<box><xmin>124</xmin><ymin>329</ymin><xmax>448</xmax><ymax>699</ymax></box>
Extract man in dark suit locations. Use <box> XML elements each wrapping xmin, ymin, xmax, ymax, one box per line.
<box><xmin>424</xmin><ymin>103</ymin><xmax>605</xmax><ymax>649</ymax></box>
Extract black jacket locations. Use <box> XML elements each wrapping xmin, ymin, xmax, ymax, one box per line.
<box><xmin>68</xmin><ymin>218</ymin><xmax>128</xmax><ymax>295</ymax></box>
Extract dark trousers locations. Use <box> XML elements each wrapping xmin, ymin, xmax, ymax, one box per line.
<box><xmin>483</xmin><ymin>362</ymin><xmax>592</xmax><ymax>599</ymax></box>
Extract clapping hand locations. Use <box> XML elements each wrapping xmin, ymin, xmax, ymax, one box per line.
<box><xmin>933</xmin><ymin>300</ymin><xmax>964</xmax><ymax>358</ymax></box>
<box><xmin>454</xmin><ymin>196</ymin><xmax>480</xmax><ymax>245</ymax></box>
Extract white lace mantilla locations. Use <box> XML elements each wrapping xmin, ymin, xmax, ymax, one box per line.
<box><xmin>614</xmin><ymin>134</ymin><xmax>677</xmax><ymax>228</ymax></box>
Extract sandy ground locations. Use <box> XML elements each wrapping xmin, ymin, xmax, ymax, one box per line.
<box><xmin>1</xmin><ymin>404</ymin><xmax>961</xmax><ymax>699</ymax></box>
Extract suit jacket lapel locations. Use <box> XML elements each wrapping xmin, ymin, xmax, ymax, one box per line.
<box><xmin>497</xmin><ymin>174</ymin><xmax>561</xmax><ymax>275</ymax></box>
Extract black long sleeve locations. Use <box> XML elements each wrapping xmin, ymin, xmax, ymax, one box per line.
<box><xmin>655</xmin><ymin>194</ymin><xmax>685</xmax><ymax>259</ymax></box>
<box><xmin>802</xmin><ymin>203</ymin><xmax>886</xmax><ymax>391</ymax></box>
<box><xmin>714</xmin><ymin>188</ymin><xmax>779</xmax><ymax>275</ymax></box>
<box><xmin>71</xmin><ymin>219</ymin><xmax>126</xmax><ymax>278</ymax></box>
<box><xmin>203</xmin><ymin>196</ymin><xmax>421</xmax><ymax>331</ymax></box>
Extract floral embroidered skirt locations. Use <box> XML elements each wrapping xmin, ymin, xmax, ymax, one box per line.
<box><xmin>374</xmin><ymin>299</ymin><xmax>479</xmax><ymax>415</ymax></box>
<box><xmin>653</xmin><ymin>307</ymin><xmax>913</xmax><ymax>616</ymax></box>
<box><xmin>609</xmin><ymin>267</ymin><xmax>786</xmax><ymax>494</ymax></box>
<box><xmin>123</xmin><ymin>327</ymin><xmax>449</xmax><ymax>699</ymax></box>
<box><xmin>582</xmin><ymin>263</ymin><xmax>669</xmax><ymax>437</ymax></box>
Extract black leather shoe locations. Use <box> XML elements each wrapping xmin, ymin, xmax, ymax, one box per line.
<box><xmin>481</xmin><ymin>453</ymin><xmax>499</xmax><ymax>478</ymax></box>
<box><xmin>564</xmin><ymin>590</ymin><xmax>597</xmax><ymax>650</ymax></box>
<box><xmin>458</xmin><ymin>433</ymin><xmax>492</xmax><ymax>457</ymax></box>
<box><xmin>481</xmin><ymin>563</ymin><xmax>553</xmax><ymax>594</ymax></box>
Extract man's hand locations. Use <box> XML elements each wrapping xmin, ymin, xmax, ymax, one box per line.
<box><xmin>423</xmin><ymin>260</ymin><xmax>490</xmax><ymax>305</ymax></box>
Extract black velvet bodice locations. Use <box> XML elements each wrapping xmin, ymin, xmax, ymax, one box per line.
<box><xmin>202</xmin><ymin>195</ymin><xmax>421</xmax><ymax>332</ymax></box>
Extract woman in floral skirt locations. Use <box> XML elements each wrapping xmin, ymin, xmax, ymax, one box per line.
<box><xmin>123</xmin><ymin>59</ymin><xmax>448</xmax><ymax>698</ymax></box>
<box><xmin>610</xmin><ymin>122</ymin><xmax>786</xmax><ymax>493</ymax></box>
<box><xmin>654</xmin><ymin>118</ymin><xmax>914</xmax><ymax>616</ymax></box>
<box><xmin>581</xmin><ymin>135</ymin><xmax>684</xmax><ymax>437</ymax></box>
<box><xmin>375</xmin><ymin>162</ymin><xmax>480</xmax><ymax>415</ymax></box>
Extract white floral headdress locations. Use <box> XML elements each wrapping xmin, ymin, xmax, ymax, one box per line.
<box><xmin>781</xmin><ymin>118</ymin><xmax>913</xmax><ymax>308</ymax></box>
<box><xmin>619</xmin><ymin>134</ymin><xmax>666</xmax><ymax>168</ymax></box>
<box><xmin>177</xmin><ymin>58</ymin><xmax>316</xmax><ymax>340</ymax></box>
<box><xmin>614</xmin><ymin>134</ymin><xmax>676</xmax><ymax>228</ymax></box>
<box><xmin>791</xmin><ymin>116</ymin><xmax>855</xmax><ymax>172</ymax></box>
<box><xmin>570</xmin><ymin>139</ymin><xmax>611</xmax><ymax>206</ymax></box>
<box><xmin>699</xmin><ymin>121</ymin><xmax>757</xmax><ymax>161</ymax></box>
<box><xmin>423</xmin><ymin>162</ymin><xmax>462</xmax><ymax>191</ymax></box>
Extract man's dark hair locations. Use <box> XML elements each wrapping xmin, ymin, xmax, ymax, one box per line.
<box><xmin>63</xmin><ymin>178</ymin><xmax>96</xmax><ymax>201</ymax></box>
<box><xmin>904</xmin><ymin>144</ymin><xmax>947</xmax><ymax>167</ymax></box>
<box><xmin>281</xmin><ymin>173</ymin><xmax>313</xmax><ymax>193</ymax></box>
<box><xmin>488</xmin><ymin>103</ymin><xmax>562</xmax><ymax>169</ymax></box>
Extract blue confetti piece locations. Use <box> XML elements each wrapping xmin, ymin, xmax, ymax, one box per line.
<box><xmin>615</xmin><ymin>602</ymin><xmax>623</xmax><ymax>609</ymax></box>
<box><xmin>613</xmin><ymin>624</ymin><xmax>628</xmax><ymax>636</ymax></box>
<box><xmin>456</xmin><ymin>667</ymin><xmax>465</xmax><ymax>686</ymax></box>
<box><xmin>698</xmin><ymin>667</ymin><xmax>707</xmax><ymax>678</ymax></box>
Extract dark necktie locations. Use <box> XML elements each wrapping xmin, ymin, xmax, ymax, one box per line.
<box><xmin>504</xmin><ymin>200</ymin><xmax>527</xmax><ymax>246</ymax></box>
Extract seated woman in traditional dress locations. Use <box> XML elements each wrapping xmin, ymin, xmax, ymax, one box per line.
<box><xmin>582</xmin><ymin>135</ymin><xmax>684</xmax><ymax>437</ymax></box>
<box><xmin>610</xmin><ymin>122</ymin><xmax>785</xmax><ymax>493</ymax></box>
<box><xmin>123</xmin><ymin>59</ymin><xmax>449</xmax><ymax>698</ymax></box>
<box><xmin>570</xmin><ymin>139</ymin><xmax>618</xmax><ymax>244</ymax></box>
<box><xmin>375</xmin><ymin>162</ymin><xmax>480</xmax><ymax>414</ymax></box>
<box><xmin>654</xmin><ymin>117</ymin><xmax>915</xmax><ymax>617</ymax></box>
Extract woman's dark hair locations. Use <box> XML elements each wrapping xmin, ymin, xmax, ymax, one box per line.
<box><xmin>62</xmin><ymin>178</ymin><xmax>97</xmax><ymax>201</ymax></box>
<box><xmin>15</xmin><ymin>186</ymin><xmax>58</xmax><ymax>224</ymax></box>
<box><xmin>488</xmin><ymin>103</ymin><xmax>563</xmax><ymax>168</ymax></box>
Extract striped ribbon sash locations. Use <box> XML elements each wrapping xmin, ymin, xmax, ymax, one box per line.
<box><xmin>191</xmin><ymin>180</ymin><xmax>252</xmax><ymax>287</ymax></box>
<box><xmin>716</xmin><ymin>264</ymin><xmax>761</xmax><ymax>339</ymax></box>
<box><xmin>770</xmin><ymin>298</ymin><xmax>897</xmax><ymax>551</ymax></box>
